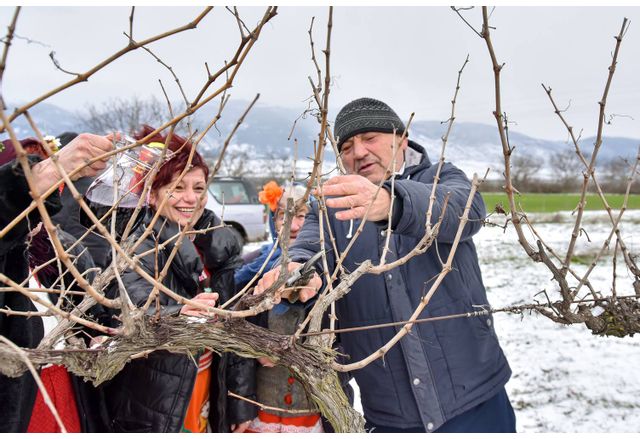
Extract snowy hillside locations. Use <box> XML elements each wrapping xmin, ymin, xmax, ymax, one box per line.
<box><xmin>4</xmin><ymin>100</ymin><xmax>638</xmax><ymax>180</ymax></box>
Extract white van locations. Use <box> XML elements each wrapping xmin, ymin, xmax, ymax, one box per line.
<box><xmin>206</xmin><ymin>177</ymin><xmax>267</xmax><ymax>246</ymax></box>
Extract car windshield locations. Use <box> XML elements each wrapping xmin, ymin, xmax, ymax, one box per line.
<box><xmin>210</xmin><ymin>181</ymin><xmax>251</xmax><ymax>204</ymax></box>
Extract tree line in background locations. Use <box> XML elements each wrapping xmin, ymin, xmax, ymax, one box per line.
<box><xmin>481</xmin><ymin>150</ymin><xmax>640</xmax><ymax>194</ymax></box>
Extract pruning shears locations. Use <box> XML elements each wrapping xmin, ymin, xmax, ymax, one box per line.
<box><xmin>284</xmin><ymin>250</ymin><xmax>324</xmax><ymax>303</ymax></box>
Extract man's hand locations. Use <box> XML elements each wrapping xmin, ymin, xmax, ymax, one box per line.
<box><xmin>180</xmin><ymin>292</ymin><xmax>219</xmax><ymax>317</ymax></box>
<box><xmin>31</xmin><ymin>132</ymin><xmax>118</xmax><ymax>196</ymax></box>
<box><xmin>321</xmin><ymin>174</ymin><xmax>391</xmax><ymax>222</ymax></box>
<box><xmin>254</xmin><ymin>262</ymin><xmax>321</xmax><ymax>303</ymax></box>
<box><xmin>56</xmin><ymin>132</ymin><xmax>118</xmax><ymax>179</ymax></box>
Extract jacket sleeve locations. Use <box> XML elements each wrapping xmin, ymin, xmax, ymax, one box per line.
<box><xmin>0</xmin><ymin>158</ymin><xmax>61</xmax><ymax>257</ymax></box>
<box><xmin>234</xmin><ymin>244</ymin><xmax>276</xmax><ymax>292</ymax></box>
<box><xmin>193</xmin><ymin>210</ymin><xmax>243</xmax><ymax>303</ymax></box>
<box><xmin>383</xmin><ymin>162</ymin><xmax>486</xmax><ymax>243</ymax></box>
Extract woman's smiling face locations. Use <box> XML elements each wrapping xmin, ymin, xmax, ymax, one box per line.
<box><xmin>150</xmin><ymin>167</ymin><xmax>208</xmax><ymax>227</ymax></box>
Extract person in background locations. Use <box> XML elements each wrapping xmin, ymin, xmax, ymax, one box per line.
<box><xmin>233</xmin><ymin>181</ymin><xmax>323</xmax><ymax>433</ymax></box>
<box><xmin>18</xmin><ymin>136</ymin><xmax>104</xmax><ymax>432</ymax></box>
<box><xmin>0</xmin><ymin>133</ymin><xmax>116</xmax><ymax>432</ymax></box>
<box><xmin>234</xmin><ymin>181</ymin><xmax>309</xmax><ymax>292</ymax></box>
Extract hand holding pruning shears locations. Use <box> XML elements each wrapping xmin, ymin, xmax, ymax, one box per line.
<box><xmin>253</xmin><ymin>251</ymin><xmax>324</xmax><ymax>303</ymax></box>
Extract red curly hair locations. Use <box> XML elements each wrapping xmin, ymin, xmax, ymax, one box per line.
<box><xmin>133</xmin><ymin>125</ymin><xmax>210</xmax><ymax>192</ymax></box>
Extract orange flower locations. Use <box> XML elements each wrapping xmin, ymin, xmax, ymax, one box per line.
<box><xmin>258</xmin><ymin>181</ymin><xmax>284</xmax><ymax>212</ymax></box>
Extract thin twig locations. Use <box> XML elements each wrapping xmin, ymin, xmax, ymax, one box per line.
<box><xmin>476</xmin><ymin>6</ymin><xmax>537</xmax><ymax>258</ymax></box>
<box><xmin>48</xmin><ymin>51</ymin><xmax>80</xmax><ymax>76</ymax></box>
<box><xmin>0</xmin><ymin>336</ymin><xmax>67</xmax><ymax>432</ymax></box>
<box><xmin>451</xmin><ymin>6</ymin><xmax>483</xmax><ymax>38</ymax></box>
<box><xmin>427</xmin><ymin>54</ymin><xmax>469</xmax><ymax>236</ymax></box>
<box><xmin>128</xmin><ymin>7</ymin><xmax>135</xmax><ymax>44</ymax></box>
<box><xmin>542</xmin><ymin>83</ymin><xmax>638</xmax><ymax>279</ymax></box>
<box><xmin>0</xmin><ymin>6</ymin><xmax>20</xmax><ymax>82</ymax></box>
<box><xmin>228</xmin><ymin>391</ymin><xmax>314</xmax><ymax>414</ymax></box>
<box><xmin>134</xmin><ymin>33</ymin><xmax>190</xmax><ymax>108</ymax></box>
<box><xmin>1</xmin><ymin>7</ymin><xmax>214</xmax><ymax>129</ymax></box>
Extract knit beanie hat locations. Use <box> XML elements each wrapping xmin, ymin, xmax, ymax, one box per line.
<box><xmin>334</xmin><ymin>97</ymin><xmax>406</xmax><ymax>150</ymax></box>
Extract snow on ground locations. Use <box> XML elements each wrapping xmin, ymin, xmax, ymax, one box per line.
<box><xmin>244</xmin><ymin>210</ymin><xmax>640</xmax><ymax>432</ymax></box>
<box><xmin>479</xmin><ymin>210</ymin><xmax>640</xmax><ymax>433</ymax></box>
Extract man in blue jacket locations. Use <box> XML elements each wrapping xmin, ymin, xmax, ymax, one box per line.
<box><xmin>255</xmin><ymin>97</ymin><xmax>515</xmax><ymax>432</ymax></box>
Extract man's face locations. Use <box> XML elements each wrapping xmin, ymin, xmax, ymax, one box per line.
<box><xmin>340</xmin><ymin>132</ymin><xmax>408</xmax><ymax>184</ymax></box>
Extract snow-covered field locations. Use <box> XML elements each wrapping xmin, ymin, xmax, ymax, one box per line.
<box><xmin>246</xmin><ymin>210</ymin><xmax>640</xmax><ymax>432</ymax></box>
<box><xmin>481</xmin><ymin>210</ymin><xmax>640</xmax><ymax>433</ymax></box>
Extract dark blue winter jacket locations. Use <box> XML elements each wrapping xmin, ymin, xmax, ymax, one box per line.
<box><xmin>288</xmin><ymin>140</ymin><xmax>511</xmax><ymax>431</ymax></box>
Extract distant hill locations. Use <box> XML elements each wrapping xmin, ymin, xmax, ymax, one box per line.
<box><xmin>408</xmin><ymin>120</ymin><xmax>638</xmax><ymax>179</ymax></box>
<box><xmin>3</xmin><ymin>100</ymin><xmax>638</xmax><ymax>179</ymax></box>
<box><xmin>3</xmin><ymin>102</ymin><xmax>83</xmax><ymax>138</ymax></box>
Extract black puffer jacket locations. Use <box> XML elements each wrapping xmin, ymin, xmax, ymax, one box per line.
<box><xmin>101</xmin><ymin>209</ymin><xmax>257</xmax><ymax>433</ymax></box>
<box><xmin>1</xmin><ymin>157</ymin><xmax>108</xmax><ymax>433</ymax></box>
<box><xmin>0</xmin><ymin>158</ymin><xmax>58</xmax><ymax>432</ymax></box>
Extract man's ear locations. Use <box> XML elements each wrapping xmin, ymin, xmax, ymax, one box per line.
<box><xmin>392</xmin><ymin>134</ymin><xmax>409</xmax><ymax>152</ymax></box>
<box><xmin>399</xmin><ymin>135</ymin><xmax>409</xmax><ymax>151</ymax></box>
<box><xmin>392</xmin><ymin>135</ymin><xmax>409</xmax><ymax>157</ymax></box>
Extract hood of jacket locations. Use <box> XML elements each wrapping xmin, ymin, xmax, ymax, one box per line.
<box><xmin>403</xmin><ymin>139</ymin><xmax>432</xmax><ymax>177</ymax></box>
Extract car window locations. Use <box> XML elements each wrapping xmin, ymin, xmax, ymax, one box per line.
<box><xmin>210</xmin><ymin>181</ymin><xmax>251</xmax><ymax>204</ymax></box>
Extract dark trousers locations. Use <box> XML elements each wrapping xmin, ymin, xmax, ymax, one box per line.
<box><xmin>365</xmin><ymin>387</ymin><xmax>516</xmax><ymax>433</ymax></box>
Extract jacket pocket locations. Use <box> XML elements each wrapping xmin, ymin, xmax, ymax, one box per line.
<box><xmin>343</xmin><ymin>319</ymin><xmax>419</xmax><ymax>421</ymax></box>
<box><xmin>430</xmin><ymin>298</ymin><xmax>500</xmax><ymax>401</ymax></box>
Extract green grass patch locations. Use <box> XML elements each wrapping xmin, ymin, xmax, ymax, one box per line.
<box><xmin>570</xmin><ymin>254</ymin><xmax>593</xmax><ymax>265</ymax></box>
<box><xmin>482</xmin><ymin>192</ymin><xmax>640</xmax><ymax>213</ymax></box>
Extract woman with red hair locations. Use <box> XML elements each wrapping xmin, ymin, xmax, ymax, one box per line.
<box><xmin>99</xmin><ymin>126</ymin><xmax>256</xmax><ymax>433</ymax></box>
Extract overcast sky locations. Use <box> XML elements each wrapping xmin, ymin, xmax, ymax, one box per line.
<box><xmin>1</xmin><ymin>5</ymin><xmax>639</xmax><ymax>141</ymax></box>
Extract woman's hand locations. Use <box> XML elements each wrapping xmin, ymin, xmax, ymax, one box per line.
<box><xmin>179</xmin><ymin>292</ymin><xmax>219</xmax><ymax>316</ymax></box>
<box><xmin>89</xmin><ymin>335</ymin><xmax>109</xmax><ymax>349</ymax></box>
<box><xmin>257</xmin><ymin>357</ymin><xmax>276</xmax><ymax>367</ymax></box>
<box><xmin>231</xmin><ymin>420</ymin><xmax>251</xmax><ymax>433</ymax></box>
